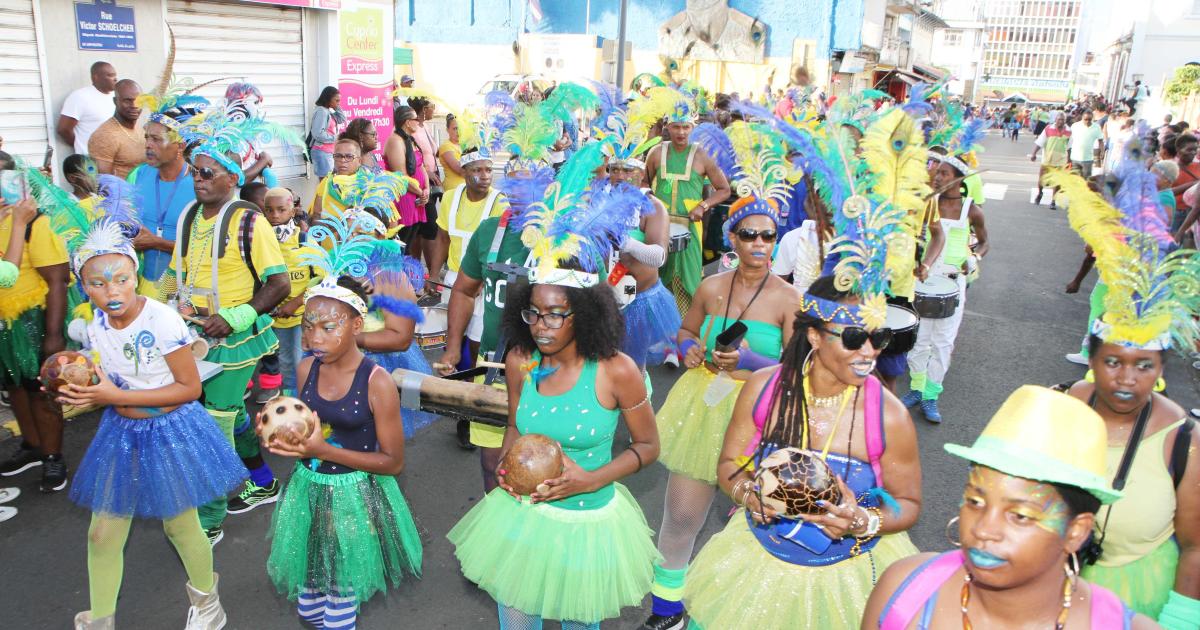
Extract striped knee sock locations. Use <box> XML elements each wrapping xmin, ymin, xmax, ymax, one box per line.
<box><xmin>298</xmin><ymin>588</ymin><xmax>326</xmax><ymax>627</ymax></box>
<box><xmin>650</xmin><ymin>563</ymin><xmax>687</xmax><ymax>616</ymax></box>
<box><xmin>324</xmin><ymin>589</ymin><xmax>357</xmax><ymax>630</ymax></box>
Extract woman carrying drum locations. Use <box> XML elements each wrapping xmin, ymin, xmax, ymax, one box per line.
<box><xmin>902</xmin><ymin>149</ymin><xmax>989</xmax><ymax>424</ymax></box>
<box><xmin>863</xmin><ymin>386</ymin><xmax>1155</xmax><ymax>630</ymax></box>
<box><xmin>1046</xmin><ymin>165</ymin><xmax>1200</xmax><ymax>629</ymax></box>
<box><xmin>644</xmin><ymin>121</ymin><xmax>800</xmax><ymax>629</ymax></box>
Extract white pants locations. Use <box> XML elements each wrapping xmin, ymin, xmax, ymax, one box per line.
<box><xmin>443</xmin><ymin>270</ymin><xmax>484</xmax><ymax>343</ymax></box>
<box><xmin>907</xmin><ymin>274</ymin><xmax>968</xmax><ymax>388</ymax></box>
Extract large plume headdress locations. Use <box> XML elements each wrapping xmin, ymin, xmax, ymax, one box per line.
<box><xmin>512</xmin><ymin>143</ymin><xmax>648</xmax><ymax>288</ymax></box>
<box><xmin>691</xmin><ymin>120</ymin><xmax>790</xmax><ymax>231</ymax></box>
<box><xmin>177</xmin><ymin>108</ymin><xmax>303</xmax><ymax>186</ymax></box>
<box><xmin>592</xmin><ymin>84</ymin><xmax>676</xmax><ymax>170</ymax></box>
<box><xmin>1047</xmin><ymin>162</ymin><xmax>1200</xmax><ymax>352</ymax></box>
<box><xmin>135</xmin><ymin>27</ymin><xmax>215</xmax><ymax>138</ymax></box>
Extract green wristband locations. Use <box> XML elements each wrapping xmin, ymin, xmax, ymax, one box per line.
<box><xmin>1159</xmin><ymin>590</ymin><xmax>1200</xmax><ymax>630</ymax></box>
<box><xmin>218</xmin><ymin>303</ymin><xmax>259</xmax><ymax>334</ymax></box>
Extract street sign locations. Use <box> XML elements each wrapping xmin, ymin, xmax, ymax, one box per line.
<box><xmin>74</xmin><ymin>0</ymin><xmax>136</xmax><ymax>52</ymax></box>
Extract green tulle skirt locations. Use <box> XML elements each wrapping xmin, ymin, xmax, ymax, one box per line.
<box><xmin>684</xmin><ymin>510</ymin><xmax>919</xmax><ymax>630</ymax></box>
<box><xmin>448</xmin><ymin>484</ymin><xmax>661</xmax><ymax>623</ymax></box>
<box><xmin>656</xmin><ymin>367</ymin><xmax>745</xmax><ymax>484</ymax></box>
<box><xmin>0</xmin><ymin>307</ymin><xmax>43</xmax><ymax>386</ymax></box>
<box><xmin>266</xmin><ymin>464</ymin><xmax>422</xmax><ymax>603</ymax></box>
<box><xmin>1082</xmin><ymin>538</ymin><xmax>1179</xmax><ymax>618</ymax></box>
<box><xmin>204</xmin><ymin>313</ymin><xmax>278</xmax><ymax>370</ymax></box>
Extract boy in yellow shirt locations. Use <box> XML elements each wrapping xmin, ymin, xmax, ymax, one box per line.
<box><xmin>257</xmin><ymin>188</ymin><xmax>309</xmax><ymax>399</ymax></box>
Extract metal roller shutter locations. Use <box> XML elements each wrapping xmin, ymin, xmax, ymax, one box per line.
<box><xmin>167</xmin><ymin>0</ymin><xmax>307</xmax><ymax>180</ymax></box>
<box><xmin>0</xmin><ymin>0</ymin><xmax>50</xmax><ymax>165</ymax></box>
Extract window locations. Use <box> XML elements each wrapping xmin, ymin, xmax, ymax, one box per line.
<box><xmin>1193</xmin><ymin>0</ymin><xmax>1200</xmax><ymax>15</ymax></box>
<box><xmin>944</xmin><ymin>29</ymin><xmax>962</xmax><ymax>46</ymax></box>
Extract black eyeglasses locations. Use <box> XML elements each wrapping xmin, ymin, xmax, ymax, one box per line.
<box><xmin>735</xmin><ymin>228</ymin><xmax>778</xmax><ymax>243</ymax></box>
<box><xmin>332</xmin><ymin>153</ymin><xmax>360</xmax><ymax>162</ymax></box>
<box><xmin>822</xmin><ymin>326</ymin><xmax>892</xmax><ymax>351</ymax></box>
<box><xmin>521</xmin><ymin>309</ymin><xmax>574</xmax><ymax>329</ymax></box>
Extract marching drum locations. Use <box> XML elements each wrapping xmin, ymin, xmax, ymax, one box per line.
<box><xmin>882</xmin><ymin>304</ymin><xmax>920</xmax><ymax>356</ymax></box>
<box><xmin>668</xmin><ymin>223</ymin><xmax>692</xmax><ymax>253</ymax></box>
<box><xmin>415</xmin><ymin>306</ymin><xmax>449</xmax><ymax>350</ymax></box>
<box><xmin>913</xmin><ymin>276</ymin><xmax>960</xmax><ymax>319</ymax></box>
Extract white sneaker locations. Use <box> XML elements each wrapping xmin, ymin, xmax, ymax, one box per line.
<box><xmin>0</xmin><ymin>505</ymin><xmax>15</xmax><ymax>522</ymax></box>
<box><xmin>0</xmin><ymin>487</ymin><xmax>18</xmax><ymax>504</ymax></box>
<box><xmin>663</xmin><ymin>352</ymin><xmax>680</xmax><ymax>369</ymax></box>
<box><xmin>1065</xmin><ymin>353</ymin><xmax>1089</xmax><ymax>366</ymax></box>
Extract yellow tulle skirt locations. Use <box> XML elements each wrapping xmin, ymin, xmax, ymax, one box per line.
<box><xmin>684</xmin><ymin>510</ymin><xmax>919</xmax><ymax>630</ymax></box>
<box><xmin>656</xmin><ymin>367</ymin><xmax>744</xmax><ymax>485</ymax></box>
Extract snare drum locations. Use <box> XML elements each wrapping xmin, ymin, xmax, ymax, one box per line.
<box><xmin>668</xmin><ymin>224</ymin><xmax>692</xmax><ymax>252</ymax></box>
<box><xmin>882</xmin><ymin>304</ymin><xmax>920</xmax><ymax>355</ymax></box>
<box><xmin>416</xmin><ymin>306</ymin><xmax>449</xmax><ymax>350</ymax></box>
<box><xmin>913</xmin><ymin>276</ymin><xmax>960</xmax><ymax>319</ymax></box>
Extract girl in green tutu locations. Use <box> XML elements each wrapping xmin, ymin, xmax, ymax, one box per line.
<box><xmin>261</xmin><ymin>215</ymin><xmax>423</xmax><ymax>628</ymax></box>
<box><xmin>448</xmin><ymin>144</ymin><xmax>662</xmax><ymax>629</ymax></box>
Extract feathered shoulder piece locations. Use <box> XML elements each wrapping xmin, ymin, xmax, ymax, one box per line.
<box><xmin>513</xmin><ymin>143</ymin><xmax>644</xmax><ymax>287</ymax></box>
<box><xmin>1046</xmin><ymin>164</ymin><xmax>1199</xmax><ymax>352</ymax></box>
<box><xmin>178</xmin><ymin>109</ymin><xmax>302</xmax><ymax>185</ymax></box>
<box><xmin>816</xmin><ymin>108</ymin><xmax>930</xmax><ymax>330</ymax></box>
<box><xmin>26</xmin><ymin>169</ymin><xmax>141</xmax><ymax>274</ymax></box>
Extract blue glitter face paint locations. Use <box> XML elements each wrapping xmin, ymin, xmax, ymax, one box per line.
<box><xmin>83</xmin><ymin>255</ymin><xmax>138</xmax><ymax>317</ymax></box>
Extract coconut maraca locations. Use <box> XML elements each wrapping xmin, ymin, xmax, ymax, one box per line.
<box><xmin>499</xmin><ymin>433</ymin><xmax>565</xmax><ymax>495</ymax></box>
<box><xmin>40</xmin><ymin>351</ymin><xmax>97</xmax><ymax>394</ymax></box>
<box><xmin>753</xmin><ymin>447</ymin><xmax>844</xmax><ymax>518</ymax></box>
<box><xmin>258</xmin><ymin>396</ymin><xmax>318</xmax><ymax>448</ymax></box>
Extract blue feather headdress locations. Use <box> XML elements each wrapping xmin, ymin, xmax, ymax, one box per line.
<box><xmin>26</xmin><ymin>170</ymin><xmax>142</xmax><ymax>275</ymax></box>
<box><xmin>693</xmin><ymin>121</ymin><xmax>790</xmax><ymax>230</ymax></box>
<box><xmin>327</xmin><ymin>168</ymin><xmax>414</xmax><ymax>227</ymax></box>
<box><xmin>177</xmin><ymin>109</ymin><xmax>303</xmax><ymax>186</ymax></box>
<box><xmin>136</xmin><ymin>28</ymin><xmax>212</xmax><ymax>136</ymax></box>
<box><xmin>513</xmin><ymin>142</ymin><xmax>646</xmax><ymax>287</ymax></box>
<box><xmin>593</xmin><ymin>87</ymin><xmax>671</xmax><ymax>170</ymax></box>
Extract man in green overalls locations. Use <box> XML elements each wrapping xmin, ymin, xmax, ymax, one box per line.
<box><xmin>644</xmin><ymin>97</ymin><xmax>731</xmax><ymax>319</ymax></box>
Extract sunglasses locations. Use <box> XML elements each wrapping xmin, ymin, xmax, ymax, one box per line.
<box><xmin>735</xmin><ymin>228</ymin><xmax>778</xmax><ymax>243</ymax></box>
<box><xmin>520</xmin><ymin>309</ymin><xmax>573</xmax><ymax>329</ymax></box>
<box><xmin>193</xmin><ymin>166</ymin><xmax>224</xmax><ymax>182</ymax></box>
<box><xmin>822</xmin><ymin>326</ymin><xmax>892</xmax><ymax>351</ymax></box>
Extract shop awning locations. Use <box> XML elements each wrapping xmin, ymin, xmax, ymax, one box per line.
<box><xmin>912</xmin><ymin>64</ymin><xmax>946</xmax><ymax>81</ymax></box>
<box><xmin>889</xmin><ymin>70</ymin><xmax>922</xmax><ymax>86</ymax></box>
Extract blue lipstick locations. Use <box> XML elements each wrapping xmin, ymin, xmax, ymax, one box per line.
<box><xmin>967</xmin><ymin>548</ymin><xmax>1007</xmax><ymax>569</ymax></box>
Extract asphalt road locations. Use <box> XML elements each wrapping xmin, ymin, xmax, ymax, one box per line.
<box><xmin>1</xmin><ymin>132</ymin><xmax>1197</xmax><ymax>629</ymax></box>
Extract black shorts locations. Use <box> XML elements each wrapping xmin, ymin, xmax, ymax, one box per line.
<box><xmin>417</xmin><ymin>192</ymin><xmax>441</xmax><ymax>240</ymax></box>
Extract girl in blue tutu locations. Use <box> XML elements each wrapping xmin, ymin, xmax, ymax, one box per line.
<box><xmin>261</xmin><ymin>216</ymin><xmax>422</xmax><ymax>629</ymax></box>
<box><xmin>52</xmin><ymin>200</ymin><xmax>246</xmax><ymax>629</ymax></box>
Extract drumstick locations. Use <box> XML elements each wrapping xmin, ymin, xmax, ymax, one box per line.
<box><xmin>181</xmin><ymin>314</ymin><xmax>207</xmax><ymax>326</ymax></box>
<box><xmin>922</xmin><ymin>169</ymin><xmax>992</xmax><ymax>200</ymax></box>
<box><xmin>432</xmin><ymin>360</ymin><xmax>506</xmax><ymax>372</ymax></box>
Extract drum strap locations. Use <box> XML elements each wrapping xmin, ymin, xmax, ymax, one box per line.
<box><xmin>483</xmin><ymin>211</ymin><xmax>516</xmax><ymax>385</ymax></box>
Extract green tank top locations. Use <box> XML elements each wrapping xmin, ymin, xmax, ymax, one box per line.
<box><xmin>653</xmin><ymin>144</ymin><xmax>705</xmax><ymax>217</ymax></box>
<box><xmin>514</xmin><ymin>353</ymin><xmax>619</xmax><ymax>510</ymax></box>
<box><xmin>700</xmin><ymin>315</ymin><xmax>783</xmax><ymax>362</ymax></box>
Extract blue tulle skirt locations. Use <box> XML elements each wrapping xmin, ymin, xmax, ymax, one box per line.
<box><xmin>366</xmin><ymin>347</ymin><xmax>439</xmax><ymax>438</ymax></box>
<box><xmin>69</xmin><ymin>401</ymin><xmax>248</xmax><ymax>519</ymax></box>
<box><xmin>623</xmin><ymin>281</ymin><xmax>682</xmax><ymax>368</ymax></box>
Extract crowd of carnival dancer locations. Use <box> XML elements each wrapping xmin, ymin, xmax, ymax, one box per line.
<box><xmin>0</xmin><ymin>42</ymin><xmax>1197</xmax><ymax>630</ymax></box>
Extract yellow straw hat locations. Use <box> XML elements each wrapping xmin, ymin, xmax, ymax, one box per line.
<box><xmin>944</xmin><ymin>385</ymin><xmax>1122</xmax><ymax>504</ymax></box>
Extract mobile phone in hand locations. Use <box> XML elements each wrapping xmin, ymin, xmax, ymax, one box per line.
<box><xmin>43</xmin><ymin>145</ymin><xmax>54</xmax><ymax>170</ymax></box>
<box><xmin>715</xmin><ymin>321</ymin><xmax>748</xmax><ymax>353</ymax></box>
<box><xmin>0</xmin><ymin>170</ymin><xmax>28</xmax><ymax>205</ymax></box>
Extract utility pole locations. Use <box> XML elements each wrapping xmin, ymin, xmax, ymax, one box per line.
<box><xmin>615</xmin><ymin>0</ymin><xmax>628</xmax><ymax>93</ymax></box>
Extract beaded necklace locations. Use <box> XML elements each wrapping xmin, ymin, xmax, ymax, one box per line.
<box><xmin>182</xmin><ymin>214</ymin><xmax>217</xmax><ymax>307</ymax></box>
<box><xmin>960</xmin><ymin>571</ymin><xmax>1073</xmax><ymax>630</ymax></box>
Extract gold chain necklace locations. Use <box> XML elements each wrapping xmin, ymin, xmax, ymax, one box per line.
<box><xmin>960</xmin><ymin>571</ymin><xmax>1073</xmax><ymax>630</ymax></box>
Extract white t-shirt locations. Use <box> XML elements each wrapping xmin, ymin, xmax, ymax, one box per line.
<box><xmin>1068</xmin><ymin>121</ymin><xmax>1104</xmax><ymax>162</ymax></box>
<box><xmin>771</xmin><ymin>220</ymin><xmax>823</xmax><ymax>294</ymax></box>
<box><xmin>61</xmin><ymin>85</ymin><xmax>116</xmax><ymax>154</ymax></box>
<box><xmin>87</xmin><ymin>298</ymin><xmax>195</xmax><ymax>391</ymax></box>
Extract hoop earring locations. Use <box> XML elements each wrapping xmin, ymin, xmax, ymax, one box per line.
<box><xmin>945</xmin><ymin>516</ymin><xmax>961</xmax><ymax>548</ymax></box>
<box><xmin>802</xmin><ymin>348</ymin><xmax>815</xmax><ymax>375</ymax></box>
<box><xmin>1084</xmin><ymin>369</ymin><xmax>1095</xmax><ymax>383</ymax></box>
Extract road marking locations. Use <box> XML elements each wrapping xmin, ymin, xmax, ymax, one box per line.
<box><xmin>982</xmin><ymin>183</ymin><xmax>1008</xmax><ymax>200</ymax></box>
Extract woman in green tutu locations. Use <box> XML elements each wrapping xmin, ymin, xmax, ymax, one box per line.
<box><xmin>680</xmin><ymin>276</ymin><xmax>921</xmax><ymax>630</ymax></box>
<box><xmin>448</xmin><ymin>152</ymin><xmax>662</xmax><ymax>629</ymax></box>
<box><xmin>261</xmin><ymin>217</ymin><xmax>423</xmax><ymax>629</ymax></box>
<box><xmin>1045</xmin><ymin>163</ymin><xmax>1200</xmax><ymax>628</ymax></box>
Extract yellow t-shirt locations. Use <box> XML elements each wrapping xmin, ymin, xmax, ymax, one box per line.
<box><xmin>438</xmin><ymin>141</ymin><xmax>465</xmax><ymax>193</ymax></box>
<box><xmin>168</xmin><ymin>206</ymin><xmax>287</xmax><ymax>310</ymax></box>
<box><xmin>0</xmin><ymin>214</ymin><xmax>68</xmax><ymax>321</ymax></box>
<box><xmin>435</xmin><ymin>186</ymin><xmax>509</xmax><ymax>273</ymax></box>
<box><xmin>274</xmin><ymin>228</ymin><xmax>311</xmax><ymax>328</ymax></box>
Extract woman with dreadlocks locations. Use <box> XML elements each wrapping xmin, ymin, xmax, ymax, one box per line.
<box><xmin>679</xmin><ymin>277</ymin><xmax>922</xmax><ymax>630</ymax></box>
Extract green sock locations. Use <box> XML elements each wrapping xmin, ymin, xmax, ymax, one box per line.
<box><xmin>909</xmin><ymin>372</ymin><xmax>927</xmax><ymax>394</ymax></box>
<box><xmin>163</xmin><ymin>509</ymin><xmax>214</xmax><ymax>592</ymax></box>
<box><xmin>87</xmin><ymin>515</ymin><xmax>133</xmax><ymax>618</ymax></box>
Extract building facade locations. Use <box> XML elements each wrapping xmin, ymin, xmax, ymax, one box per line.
<box><xmin>979</xmin><ymin>0</ymin><xmax>1085</xmax><ymax>105</ymax></box>
<box><xmin>1094</xmin><ymin>0</ymin><xmax>1200</xmax><ymax>122</ymax></box>
<box><xmin>929</xmin><ymin>0</ymin><xmax>986</xmax><ymax>102</ymax></box>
